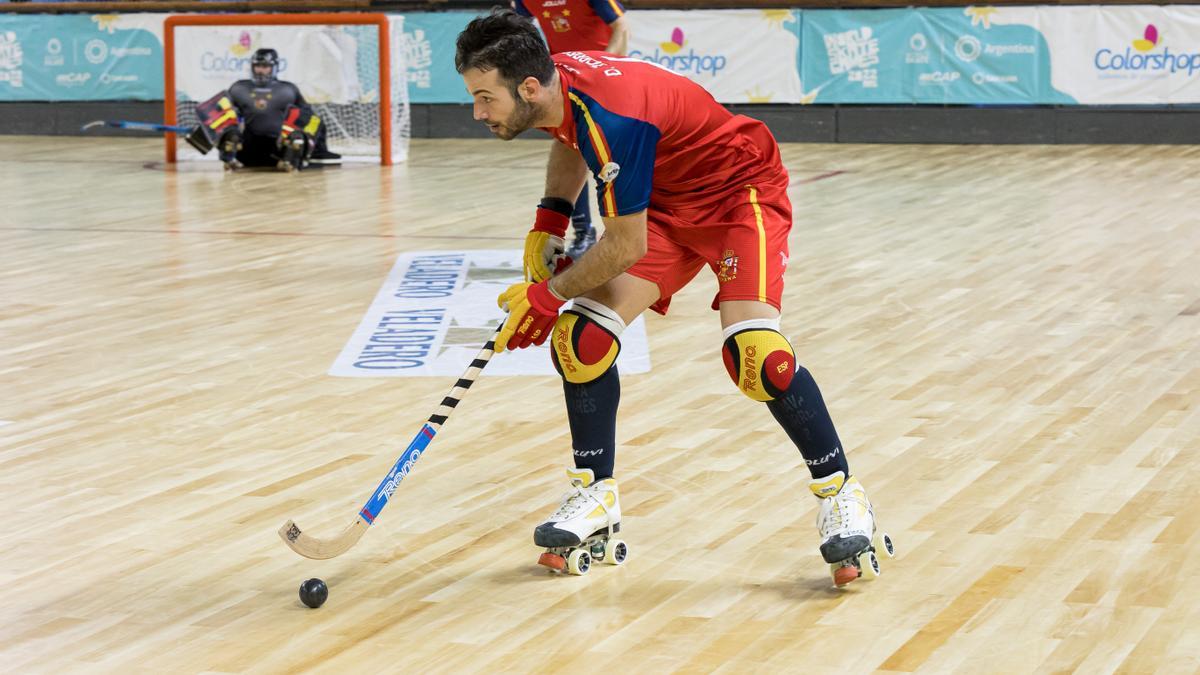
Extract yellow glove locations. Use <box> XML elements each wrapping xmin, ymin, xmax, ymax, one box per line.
<box><xmin>524</xmin><ymin>202</ymin><xmax>572</xmax><ymax>282</ymax></box>
<box><xmin>524</xmin><ymin>229</ymin><xmax>565</xmax><ymax>283</ymax></box>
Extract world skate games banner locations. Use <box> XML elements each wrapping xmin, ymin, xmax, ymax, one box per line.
<box><xmin>800</xmin><ymin>6</ymin><xmax>1200</xmax><ymax>104</ymax></box>
<box><xmin>0</xmin><ymin>14</ymin><xmax>162</xmax><ymax>101</ymax></box>
<box><xmin>5</xmin><ymin>8</ymin><xmax>1200</xmax><ymax>104</ymax></box>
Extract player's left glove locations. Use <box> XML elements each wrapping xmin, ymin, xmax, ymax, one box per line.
<box><xmin>524</xmin><ymin>198</ymin><xmax>573</xmax><ymax>282</ymax></box>
<box><xmin>496</xmin><ymin>280</ymin><xmax>566</xmax><ymax>353</ymax></box>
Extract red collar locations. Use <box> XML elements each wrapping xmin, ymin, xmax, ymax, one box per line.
<box><xmin>539</xmin><ymin>66</ymin><xmax>577</xmax><ymax>147</ymax></box>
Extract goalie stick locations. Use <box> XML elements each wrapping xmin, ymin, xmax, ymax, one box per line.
<box><xmin>81</xmin><ymin>120</ymin><xmax>191</xmax><ymax>133</ymax></box>
<box><xmin>278</xmin><ymin>327</ymin><xmax>501</xmax><ymax>559</ymax></box>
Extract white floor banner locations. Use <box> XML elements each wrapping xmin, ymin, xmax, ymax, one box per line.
<box><xmin>330</xmin><ymin>250</ymin><xmax>651</xmax><ymax>377</ymax></box>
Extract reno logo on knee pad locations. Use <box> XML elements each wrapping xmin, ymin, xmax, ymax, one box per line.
<box><xmin>723</xmin><ymin>329</ymin><xmax>796</xmax><ymax>402</ymax></box>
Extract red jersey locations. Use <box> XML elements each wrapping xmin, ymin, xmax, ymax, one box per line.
<box><xmin>542</xmin><ymin>51</ymin><xmax>788</xmax><ymax>218</ymax></box>
<box><xmin>514</xmin><ymin>0</ymin><xmax>625</xmax><ymax>54</ymax></box>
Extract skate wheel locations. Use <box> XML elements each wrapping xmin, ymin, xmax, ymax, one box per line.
<box><xmin>604</xmin><ymin>538</ymin><xmax>628</xmax><ymax>565</ymax></box>
<box><xmin>832</xmin><ymin>563</ymin><xmax>859</xmax><ymax>587</ymax></box>
<box><xmin>861</xmin><ymin>551</ymin><xmax>880</xmax><ymax>580</ymax></box>
<box><xmin>567</xmin><ymin>548</ymin><xmax>592</xmax><ymax>575</ymax></box>
<box><xmin>881</xmin><ymin>533</ymin><xmax>895</xmax><ymax>558</ymax></box>
<box><xmin>538</xmin><ymin>552</ymin><xmax>566</xmax><ymax>572</ymax></box>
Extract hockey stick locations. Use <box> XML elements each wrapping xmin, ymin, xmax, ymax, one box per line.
<box><xmin>278</xmin><ymin>327</ymin><xmax>502</xmax><ymax>559</ymax></box>
<box><xmin>81</xmin><ymin>120</ymin><xmax>191</xmax><ymax>133</ymax></box>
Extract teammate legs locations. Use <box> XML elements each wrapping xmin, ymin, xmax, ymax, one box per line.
<box><xmin>566</xmin><ymin>186</ymin><xmax>596</xmax><ymax>260</ymax></box>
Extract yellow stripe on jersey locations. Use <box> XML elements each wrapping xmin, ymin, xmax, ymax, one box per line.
<box><xmin>607</xmin><ymin>0</ymin><xmax>625</xmax><ymax>17</ymax></box>
<box><xmin>568</xmin><ymin>92</ymin><xmax>619</xmax><ymax>217</ymax></box>
<box><xmin>747</xmin><ymin>185</ymin><xmax>767</xmax><ymax>302</ymax></box>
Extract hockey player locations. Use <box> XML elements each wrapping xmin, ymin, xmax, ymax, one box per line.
<box><xmin>185</xmin><ymin>48</ymin><xmax>340</xmax><ymax>172</ymax></box>
<box><xmin>513</xmin><ymin>0</ymin><xmax>630</xmax><ymax>259</ymax></box>
<box><xmin>456</xmin><ymin>10</ymin><xmax>891</xmax><ymax>585</ymax></box>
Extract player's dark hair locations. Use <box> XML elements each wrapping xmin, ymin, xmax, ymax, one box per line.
<box><xmin>455</xmin><ymin>8</ymin><xmax>554</xmax><ymax>95</ymax></box>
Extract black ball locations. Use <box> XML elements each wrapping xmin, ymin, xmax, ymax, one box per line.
<box><xmin>299</xmin><ymin>578</ymin><xmax>328</xmax><ymax>609</ymax></box>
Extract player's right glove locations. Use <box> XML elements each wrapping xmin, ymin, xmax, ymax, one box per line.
<box><xmin>524</xmin><ymin>198</ymin><xmax>573</xmax><ymax>282</ymax></box>
<box><xmin>495</xmin><ymin>279</ymin><xmax>566</xmax><ymax>352</ymax></box>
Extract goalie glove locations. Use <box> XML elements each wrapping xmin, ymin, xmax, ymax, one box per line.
<box><xmin>495</xmin><ymin>280</ymin><xmax>566</xmax><ymax>353</ymax></box>
<box><xmin>524</xmin><ymin>197</ymin><xmax>574</xmax><ymax>282</ymax></box>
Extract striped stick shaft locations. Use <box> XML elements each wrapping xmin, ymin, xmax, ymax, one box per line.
<box><xmin>357</xmin><ymin>329</ymin><xmax>501</xmax><ymax>525</ymax></box>
<box><xmin>426</xmin><ymin>333</ymin><xmax>498</xmax><ymax>430</ymax></box>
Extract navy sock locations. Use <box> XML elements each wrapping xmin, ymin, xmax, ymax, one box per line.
<box><xmin>766</xmin><ymin>365</ymin><xmax>850</xmax><ymax>479</ymax></box>
<box><xmin>564</xmin><ymin>366</ymin><xmax>619</xmax><ymax>480</ymax></box>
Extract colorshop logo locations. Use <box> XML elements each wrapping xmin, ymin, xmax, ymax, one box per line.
<box><xmin>628</xmin><ymin>27</ymin><xmax>728</xmax><ymax>76</ymax></box>
<box><xmin>1094</xmin><ymin>24</ymin><xmax>1200</xmax><ymax>76</ymax></box>
<box><xmin>201</xmin><ymin>52</ymin><xmax>287</xmax><ymax>76</ymax></box>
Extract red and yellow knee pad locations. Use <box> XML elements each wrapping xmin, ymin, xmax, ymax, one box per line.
<box><xmin>722</xmin><ymin>328</ymin><xmax>796</xmax><ymax>402</ymax></box>
<box><xmin>551</xmin><ymin>310</ymin><xmax>621</xmax><ymax>384</ymax></box>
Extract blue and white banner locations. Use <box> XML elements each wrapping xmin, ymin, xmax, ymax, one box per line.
<box><xmin>401</xmin><ymin>11</ymin><xmax>475</xmax><ymax>104</ymax></box>
<box><xmin>330</xmin><ymin>250</ymin><xmax>652</xmax><ymax>377</ymax></box>
<box><xmin>801</xmin><ymin>8</ymin><xmax>1063</xmax><ymax>104</ymax></box>
<box><xmin>0</xmin><ymin>13</ymin><xmax>163</xmax><ymax>101</ymax></box>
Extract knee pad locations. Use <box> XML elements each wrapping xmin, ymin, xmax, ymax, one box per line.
<box><xmin>551</xmin><ymin>298</ymin><xmax>624</xmax><ymax>384</ymax></box>
<box><xmin>722</xmin><ymin>325</ymin><xmax>796</xmax><ymax>402</ymax></box>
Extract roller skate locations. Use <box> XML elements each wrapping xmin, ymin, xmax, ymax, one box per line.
<box><xmin>810</xmin><ymin>471</ymin><xmax>894</xmax><ymax>587</ymax></box>
<box><xmin>217</xmin><ymin>129</ymin><xmax>243</xmax><ymax>171</ymax></box>
<box><xmin>277</xmin><ymin>132</ymin><xmax>308</xmax><ymax>172</ymax></box>
<box><xmin>534</xmin><ymin>467</ymin><xmax>627</xmax><ymax>575</ymax></box>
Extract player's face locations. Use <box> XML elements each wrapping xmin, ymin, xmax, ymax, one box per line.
<box><xmin>252</xmin><ymin>64</ymin><xmax>273</xmax><ymax>80</ymax></box>
<box><xmin>464</xmin><ymin>68</ymin><xmax>536</xmax><ymax>141</ymax></box>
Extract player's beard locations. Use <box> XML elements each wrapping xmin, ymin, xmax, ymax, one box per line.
<box><xmin>491</xmin><ymin>96</ymin><xmax>538</xmax><ymax>141</ymax></box>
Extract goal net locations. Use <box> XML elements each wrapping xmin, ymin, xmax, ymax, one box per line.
<box><xmin>164</xmin><ymin>13</ymin><xmax>409</xmax><ymax>165</ymax></box>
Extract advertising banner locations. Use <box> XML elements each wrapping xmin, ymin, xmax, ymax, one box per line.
<box><xmin>0</xmin><ymin>13</ymin><xmax>162</xmax><ymax>101</ymax></box>
<box><xmin>626</xmin><ymin>10</ymin><xmax>802</xmax><ymax>103</ymax></box>
<box><xmin>1001</xmin><ymin>6</ymin><xmax>1200</xmax><ymax>104</ymax></box>
<box><xmin>801</xmin><ymin>9</ymin><xmax>912</xmax><ymax>103</ymax></box>
<box><xmin>6</xmin><ymin>8</ymin><xmax>1200</xmax><ymax>105</ymax></box>
<box><xmin>801</xmin><ymin>8</ymin><xmax>1064</xmax><ymax>104</ymax></box>
<box><xmin>401</xmin><ymin>11</ymin><xmax>475</xmax><ymax>104</ymax></box>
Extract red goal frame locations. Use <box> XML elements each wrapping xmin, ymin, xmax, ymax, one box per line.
<box><xmin>163</xmin><ymin>13</ymin><xmax>396</xmax><ymax>165</ymax></box>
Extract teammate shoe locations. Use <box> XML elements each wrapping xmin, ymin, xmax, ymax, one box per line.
<box><xmin>534</xmin><ymin>467</ymin><xmax>620</xmax><ymax>548</ymax></box>
<box><xmin>566</xmin><ymin>225</ymin><xmax>596</xmax><ymax>260</ymax></box>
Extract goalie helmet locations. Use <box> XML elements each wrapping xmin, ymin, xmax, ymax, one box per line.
<box><xmin>250</xmin><ymin>48</ymin><xmax>280</xmax><ymax>86</ymax></box>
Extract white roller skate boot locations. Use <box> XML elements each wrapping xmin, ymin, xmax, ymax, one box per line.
<box><xmin>810</xmin><ymin>471</ymin><xmax>894</xmax><ymax>587</ymax></box>
<box><xmin>534</xmin><ymin>467</ymin><xmax>627</xmax><ymax>575</ymax></box>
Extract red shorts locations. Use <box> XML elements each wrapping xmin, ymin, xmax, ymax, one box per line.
<box><xmin>626</xmin><ymin>180</ymin><xmax>792</xmax><ymax>315</ymax></box>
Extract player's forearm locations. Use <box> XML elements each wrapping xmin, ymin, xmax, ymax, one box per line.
<box><xmin>547</xmin><ymin>211</ymin><xmax>647</xmax><ymax>299</ymax></box>
<box><xmin>605</xmin><ymin>18</ymin><xmax>629</xmax><ymax>56</ymax></box>
<box><xmin>544</xmin><ymin>141</ymin><xmax>589</xmax><ymax>203</ymax></box>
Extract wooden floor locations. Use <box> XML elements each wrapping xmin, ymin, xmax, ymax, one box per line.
<box><xmin>2</xmin><ymin>135</ymin><xmax>1199</xmax><ymax>673</ymax></box>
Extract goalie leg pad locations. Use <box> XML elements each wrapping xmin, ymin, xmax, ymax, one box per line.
<box><xmin>552</xmin><ymin>298</ymin><xmax>625</xmax><ymax>385</ymax></box>
<box><xmin>722</xmin><ymin>322</ymin><xmax>796</xmax><ymax>402</ymax></box>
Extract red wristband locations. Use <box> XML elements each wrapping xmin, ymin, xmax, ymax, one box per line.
<box><xmin>527</xmin><ymin>279</ymin><xmax>568</xmax><ymax>314</ymax></box>
<box><xmin>532</xmin><ymin>207</ymin><xmax>570</xmax><ymax>237</ymax></box>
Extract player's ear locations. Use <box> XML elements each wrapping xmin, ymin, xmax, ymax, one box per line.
<box><xmin>517</xmin><ymin>76</ymin><xmax>541</xmax><ymax>102</ymax></box>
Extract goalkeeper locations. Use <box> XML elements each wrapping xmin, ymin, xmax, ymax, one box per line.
<box><xmin>185</xmin><ymin>48</ymin><xmax>340</xmax><ymax>171</ymax></box>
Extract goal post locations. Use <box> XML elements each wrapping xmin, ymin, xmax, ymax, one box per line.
<box><xmin>163</xmin><ymin>13</ymin><xmax>409</xmax><ymax>165</ymax></box>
